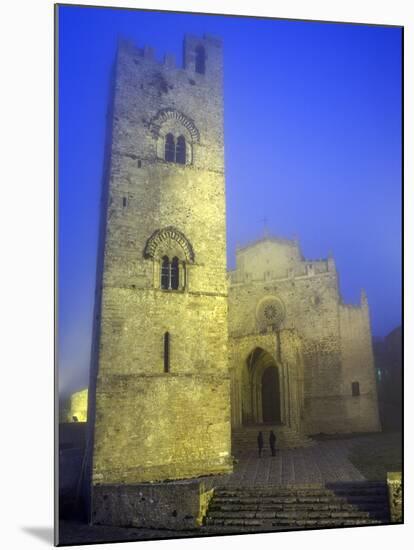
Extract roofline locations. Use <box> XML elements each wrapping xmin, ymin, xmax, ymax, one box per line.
<box><xmin>236</xmin><ymin>235</ymin><xmax>300</xmax><ymax>253</ymax></box>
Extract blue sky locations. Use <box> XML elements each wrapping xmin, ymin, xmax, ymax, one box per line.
<box><xmin>58</xmin><ymin>5</ymin><xmax>402</xmax><ymax>396</ymax></box>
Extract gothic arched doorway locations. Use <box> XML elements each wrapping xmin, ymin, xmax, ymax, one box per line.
<box><xmin>242</xmin><ymin>347</ymin><xmax>283</xmax><ymax>426</ymax></box>
<box><xmin>261</xmin><ymin>366</ymin><xmax>281</xmax><ymax>423</ymax></box>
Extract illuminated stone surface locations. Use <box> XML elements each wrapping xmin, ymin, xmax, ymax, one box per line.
<box><xmin>228</xmin><ymin>237</ymin><xmax>381</xmax><ymax>435</ymax></box>
<box><xmin>66</xmin><ymin>388</ymin><xmax>88</xmax><ymax>422</ymax></box>
<box><xmin>88</xmin><ymin>34</ymin><xmax>232</xmax><ymax>492</ymax></box>
<box><xmin>387</xmin><ymin>471</ymin><xmax>402</xmax><ymax>523</ymax></box>
<box><xmin>92</xmin><ymin>481</ymin><xmax>214</xmax><ymax>530</ymax></box>
<box><xmin>84</xmin><ymin>33</ymin><xmax>382</xmax><ymax>528</ymax></box>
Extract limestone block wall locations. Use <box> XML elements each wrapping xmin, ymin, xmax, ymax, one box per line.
<box><xmin>66</xmin><ymin>388</ymin><xmax>88</xmax><ymax>422</ymax></box>
<box><xmin>89</xmin><ymin>34</ymin><xmax>232</xmax><ymax>489</ymax></box>
<box><xmin>233</xmin><ymin>238</ymin><xmax>304</xmax><ymax>281</ymax></box>
<box><xmin>93</xmin><ymin>374</ymin><xmax>231</xmax><ymax>484</ymax></box>
<box><xmin>228</xmin><ymin>265</ymin><xmax>344</xmax><ymax>433</ymax></box>
<box><xmin>338</xmin><ymin>300</ymin><xmax>381</xmax><ymax>432</ymax></box>
<box><xmin>387</xmin><ymin>472</ymin><xmax>403</xmax><ymax>523</ymax></box>
<box><xmin>103</xmin><ymin>35</ymin><xmax>227</xmax><ymax>296</ymax></box>
<box><xmin>103</xmin><ymin>165</ymin><xmax>227</xmax><ymax>295</ymax></box>
<box><xmin>228</xmin><ymin>238</ymin><xmax>380</xmax><ymax>435</ymax></box>
<box><xmin>92</xmin><ymin>480</ymin><xmax>215</xmax><ymax>530</ymax></box>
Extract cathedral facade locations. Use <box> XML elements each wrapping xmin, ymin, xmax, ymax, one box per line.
<box><xmin>228</xmin><ymin>237</ymin><xmax>380</xmax><ymax>450</ymax></box>
<box><xmin>86</xmin><ymin>34</ymin><xmax>380</xmax><ymax>520</ymax></box>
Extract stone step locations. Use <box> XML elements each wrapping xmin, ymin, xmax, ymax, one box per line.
<box><xmin>209</xmin><ymin>508</ymin><xmax>388</xmax><ymax>518</ymax></box>
<box><xmin>205</xmin><ymin>518</ymin><xmax>385</xmax><ymax>528</ymax></box>
<box><xmin>201</xmin><ymin>526</ymin><xmax>294</xmax><ymax>534</ymax></box>
<box><xmin>215</xmin><ymin>487</ymin><xmax>387</xmax><ymax>497</ymax></box>
<box><xmin>212</xmin><ymin>495</ymin><xmax>388</xmax><ymax>506</ymax></box>
<box><xmin>217</xmin><ymin>481</ymin><xmax>387</xmax><ymax>489</ymax></box>
<box><xmin>208</xmin><ymin>509</ymin><xmax>388</xmax><ymax>519</ymax></box>
<box><xmin>204</xmin><ymin>482</ymin><xmax>390</xmax><ymax>529</ymax></box>
<box><xmin>209</xmin><ymin>502</ymin><xmax>389</xmax><ymax>513</ymax></box>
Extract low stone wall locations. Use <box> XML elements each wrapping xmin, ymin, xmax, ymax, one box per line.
<box><xmin>387</xmin><ymin>471</ymin><xmax>402</xmax><ymax>523</ymax></box>
<box><xmin>92</xmin><ymin>479</ymin><xmax>214</xmax><ymax>530</ymax></box>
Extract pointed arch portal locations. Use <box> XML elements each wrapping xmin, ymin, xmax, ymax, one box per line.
<box><xmin>242</xmin><ymin>347</ymin><xmax>282</xmax><ymax>426</ymax></box>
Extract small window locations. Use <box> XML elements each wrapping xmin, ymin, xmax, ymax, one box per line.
<box><xmin>122</xmin><ymin>197</ymin><xmax>127</xmax><ymax>208</ymax></box>
<box><xmin>164</xmin><ymin>332</ymin><xmax>170</xmax><ymax>373</ymax></box>
<box><xmin>165</xmin><ymin>133</ymin><xmax>175</xmax><ymax>162</ymax></box>
<box><xmin>176</xmin><ymin>136</ymin><xmax>186</xmax><ymax>164</ymax></box>
<box><xmin>137</xmin><ymin>159</ymin><xmax>142</xmax><ymax>168</ymax></box>
<box><xmin>352</xmin><ymin>382</ymin><xmax>360</xmax><ymax>397</ymax></box>
<box><xmin>195</xmin><ymin>45</ymin><xmax>206</xmax><ymax>74</ymax></box>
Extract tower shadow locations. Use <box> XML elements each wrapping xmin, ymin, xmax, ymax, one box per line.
<box><xmin>21</xmin><ymin>526</ymin><xmax>54</xmax><ymax>544</ymax></box>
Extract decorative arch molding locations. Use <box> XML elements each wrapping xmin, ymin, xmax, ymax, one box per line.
<box><xmin>143</xmin><ymin>226</ymin><xmax>195</xmax><ymax>263</ymax></box>
<box><xmin>245</xmin><ymin>346</ymin><xmax>277</xmax><ymax>371</ymax></box>
<box><xmin>150</xmin><ymin>108</ymin><xmax>200</xmax><ymax>143</ymax></box>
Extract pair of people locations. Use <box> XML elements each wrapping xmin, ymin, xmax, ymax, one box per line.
<box><xmin>257</xmin><ymin>430</ymin><xmax>277</xmax><ymax>457</ymax></box>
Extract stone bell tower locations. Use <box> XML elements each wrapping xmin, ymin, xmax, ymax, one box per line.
<box><xmin>87</xmin><ymin>33</ymin><xmax>232</xmax><ymax>511</ymax></box>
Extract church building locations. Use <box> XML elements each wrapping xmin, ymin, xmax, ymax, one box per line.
<box><xmin>228</xmin><ymin>236</ymin><xmax>380</xmax><ymax>453</ymax></box>
<box><xmin>85</xmin><ymin>33</ymin><xmax>380</xmax><ymax>524</ymax></box>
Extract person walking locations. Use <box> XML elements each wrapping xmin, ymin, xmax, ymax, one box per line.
<box><xmin>257</xmin><ymin>431</ymin><xmax>264</xmax><ymax>457</ymax></box>
<box><xmin>269</xmin><ymin>430</ymin><xmax>277</xmax><ymax>456</ymax></box>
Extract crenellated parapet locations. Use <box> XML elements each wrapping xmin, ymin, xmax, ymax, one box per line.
<box><xmin>229</xmin><ymin>235</ymin><xmax>337</xmax><ymax>285</ymax></box>
<box><xmin>116</xmin><ymin>33</ymin><xmax>223</xmax><ymax>80</ymax></box>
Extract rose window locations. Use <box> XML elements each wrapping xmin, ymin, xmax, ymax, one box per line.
<box><xmin>256</xmin><ymin>296</ymin><xmax>285</xmax><ymax>329</ymax></box>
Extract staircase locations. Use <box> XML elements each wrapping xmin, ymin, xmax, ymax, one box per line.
<box><xmin>232</xmin><ymin>425</ymin><xmax>315</xmax><ymax>455</ymax></box>
<box><xmin>204</xmin><ymin>483</ymin><xmax>390</xmax><ymax>531</ymax></box>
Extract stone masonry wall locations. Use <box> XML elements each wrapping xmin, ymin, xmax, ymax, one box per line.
<box><xmin>338</xmin><ymin>300</ymin><xmax>381</xmax><ymax>432</ymax></box>
<box><xmin>92</xmin><ymin>480</ymin><xmax>214</xmax><ymax>530</ymax></box>
<box><xmin>228</xmin><ymin>238</ymin><xmax>380</xmax><ymax>435</ymax></box>
<box><xmin>89</xmin><ymin>34</ymin><xmax>232</xmax><ymax>493</ymax></box>
<box><xmin>66</xmin><ymin>388</ymin><xmax>88</xmax><ymax>423</ymax></box>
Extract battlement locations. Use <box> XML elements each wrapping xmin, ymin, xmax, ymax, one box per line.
<box><xmin>339</xmin><ymin>289</ymin><xmax>369</xmax><ymax>310</ymax></box>
<box><xmin>228</xmin><ymin>261</ymin><xmax>334</xmax><ymax>286</ymax></box>
<box><xmin>231</xmin><ymin>234</ymin><xmax>337</xmax><ymax>285</ymax></box>
<box><xmin>235</xmin><ymin>237</ymin><xmax>336</xmax><ymax>267</ymax></box>
<box><xmin>117</xmin><ymin>33</ymin><xmax>222</xmax><ymax>78</ymax></box>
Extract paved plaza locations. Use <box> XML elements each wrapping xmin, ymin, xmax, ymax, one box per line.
<box><xmin>219</xmin><ymin>438</ymin><xmax>365</xmax><ymax>486</ymax></box>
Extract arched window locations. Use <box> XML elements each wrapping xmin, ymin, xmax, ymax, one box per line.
<box><xmin>175</xmin><ymin>136</ymin><xmax>186</xmax><ymax>164</ymax></box>
<box><xmin>171</xmin><ymin>257</ymin><xmax>179</xmax><ymax>289</ymax></box>
<box><xmin>151</xmin><ymin>108</ymin><xmax>199</xmax><ymax>166</ymax></box>
<box><xmin>195</xmin><ymin>45</ymin><xmax>206</xmax><ymax>74</ymax></box>
<box><xmin>144</xmin><ymin>227</ymin><xmax>194</xmax><ymax>291</ymax></box>
<box><xmin>165</xmin><ymin>133</ymin><xmax>175</xmax><ymax>162</ymax></box>
<box><xmin>160</xmin><ymin>256</ymin><xmax>181</xmax><ymax>290</ymax></box>
<box><xmin>161</xmin><ymin>255</ymin><xmax>170</xmax><ymax>289</ymax></box>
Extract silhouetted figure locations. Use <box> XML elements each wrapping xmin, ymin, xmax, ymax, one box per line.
<box><xmin>257</xmin><ymin>431</ymin><xmax>264</xmax><ymax>457</ymax></box>
<box><xmin>269</xmin><ymin>430</ymin><xmax>276</xmax><ymax>456</ymax></box>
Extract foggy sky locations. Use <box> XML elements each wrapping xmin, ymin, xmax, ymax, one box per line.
<box><xmin>58</xmin><ymin>6</ymin><xmax>402</xmax><ymax>396</ymax></box>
